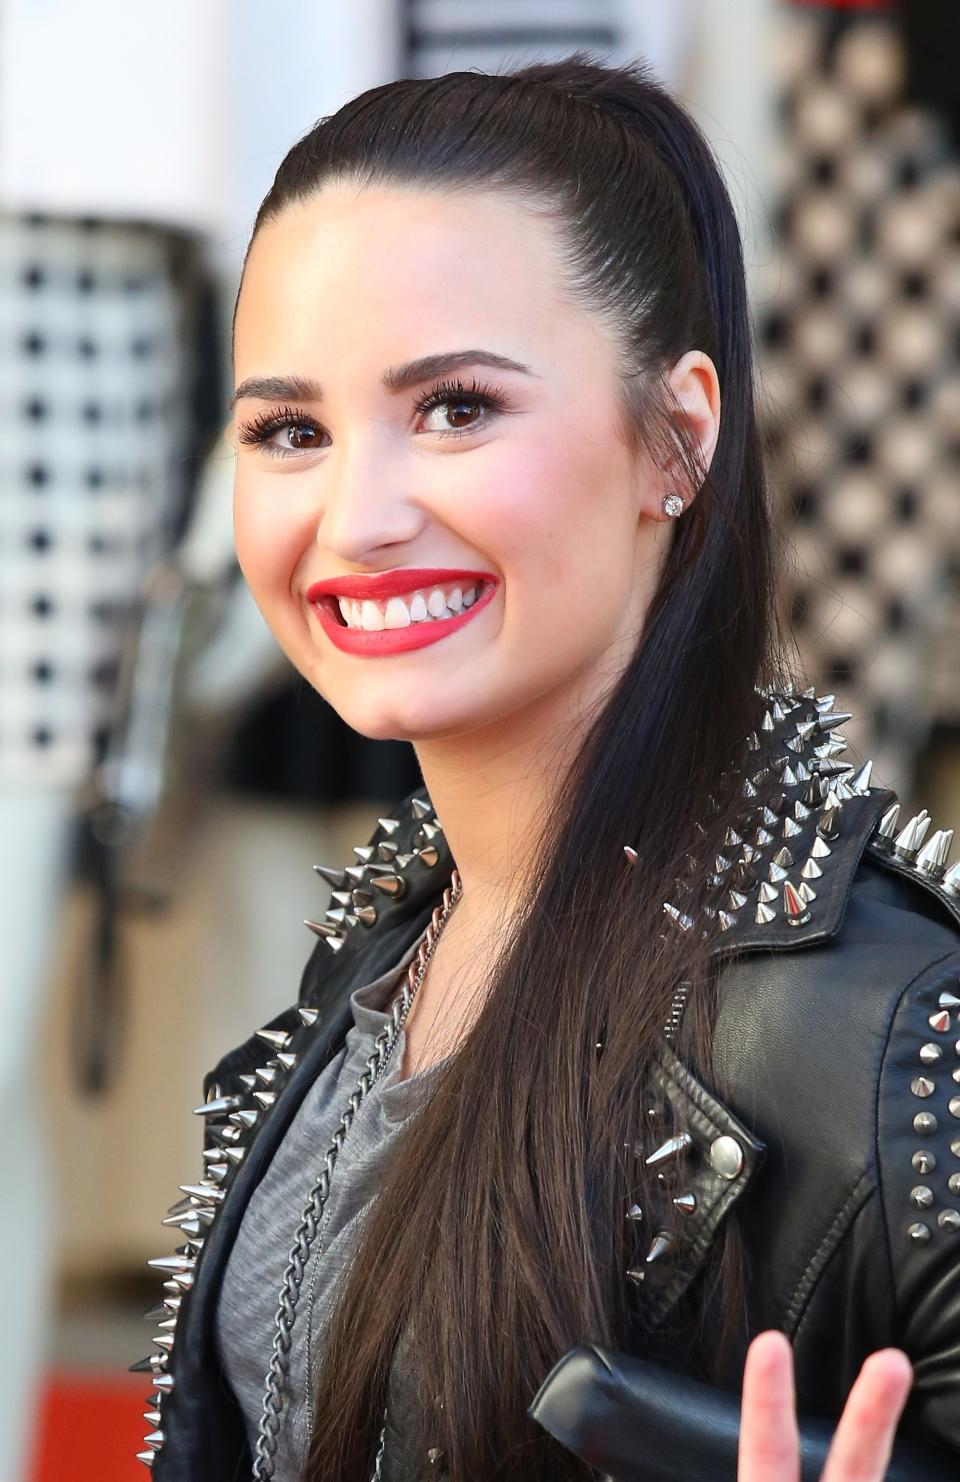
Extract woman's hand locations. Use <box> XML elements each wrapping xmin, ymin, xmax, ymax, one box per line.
<box><xmin>738</xmin><ymin>1331</ymin><xmax>913</xmax><ymax>1482</ymax></box>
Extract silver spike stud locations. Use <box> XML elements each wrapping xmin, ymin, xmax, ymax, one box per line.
<box><xmin>192</xmin><ymin>1095</ymin><xmax>240</xmax><ymax>1118</ymax></box>
<box><xmin>893</xmin><ymin>811</ymin><xmax>931</xmax><ymax>862</ymax></box>
<box><xmin>874</xmin><ymin>802</ymin><xmax>901</xmax><ymax>842</ymax></box>
<box><xmin>755</xmin><ymin>901</ymin><xmax>776</xmax><ymax>924</ymax></box>
<box><xmin>623</xmin><ymin>845</ymin><xmax>638</xmax><ymax>866</ymax></box>
<box><xmin>645</xmin><ymin>1232</ymin><xmax>673</xmax><ymax>1263</ymax></box>
<box><xmin>944</xmin><ymin>862</ymin><xmax>960</xmax><ymax>895</ymax></box>
<box><xmin>312</xmin><ymin>864</ymin><xmax>347</xmax><ymax>889</ymax></box>
<box><xmin>625</xmin><ymin>1203</ymin><xmax>644</xmax><ymax>1222</ymax></box>
<box><xmin>135</xmin><ymin>1451</ymin><xmax>155</xmax><ymax>1468</ymax></box>
<box><xmin>410</xmin><ymin>796</ymin><xmax>433</xmax><ymax>819</ymax></box>
<box><xmin>299</xmin><ymin>1006</ymin><xmax>319</xmax><ymax>1027</ymax></box>
<box><xmin>377</xmin><ymin>816</ymin><xmax>401</xmax><ymax>834</ymax></box>
<box><xmin>645</xmin><ymin>1131</ymin><xmax>693</xmax><ymax>1168</ymax></box>
<box><xmin>783</xmin><ymin>880</ymin><xmax>811</xmax><ymax>926</ymax></box>
<box><xmin>255</xmin><ymin>1028</ymin><xmax>292</xmax><ymax>1052</ymax></box>
<box><xmin>849</xmin><ymin>759</ymin><xmax>873</xmax><ymax>794</ymax></box>
<box><xmin>672</xmin><ymin>1192</ymin><xmax>697</xmax><ymax>1215</ymax></box>
<box><xmin>369</xmin><ymin>873</ymin><xmax>406</xmax><ymax>898</ymax></box>
<box><xmin>304</xmin><ymin>918</ymin><xmax>345</xmax><ymax>940</ymax></box>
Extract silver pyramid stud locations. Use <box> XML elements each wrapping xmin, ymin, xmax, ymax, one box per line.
<box><xmin>645</xmin><ymin>1131</ymin><xmax>693</xmax><ymax>1168</ymax></box>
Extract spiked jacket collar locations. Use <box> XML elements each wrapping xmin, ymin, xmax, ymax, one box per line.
<box><xmin>132</xmin><ymin>683</ymin><xmax>960</xmax><ymax>1475</ymax></box>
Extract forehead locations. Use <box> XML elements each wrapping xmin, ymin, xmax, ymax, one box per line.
<box><xmin>234</xmin><ymin>183</ymin><xmax>594</xmax><ymax>371</ymax></box>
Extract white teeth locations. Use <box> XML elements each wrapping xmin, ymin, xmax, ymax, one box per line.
<box><xmin>335</xmin><ymin>581</ymin><xmax>486</xmax><ymax>629</ymax></box>
<box><xmin>384</xmin><ymin>596</ymin><xmax>411</xmax><ymax>629</ymax></box>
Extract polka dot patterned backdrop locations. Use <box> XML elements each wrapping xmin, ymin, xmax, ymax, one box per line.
<box><xmin>0</xmin><ymin>215</ymin><xmax>198</xmax><ymax>788</ymax></box>
<box><xmin>755</xmin><ymin>6</ymin><xmax>960</xmax><ymax>795</ymax></box>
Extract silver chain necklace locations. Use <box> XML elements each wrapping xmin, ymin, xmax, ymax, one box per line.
<box><xmin>251</xmin><ymin>868</ymin><xmax>463</xmax><ymax>1481</ymax></box>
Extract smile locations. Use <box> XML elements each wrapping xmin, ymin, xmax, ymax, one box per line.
<box><xmin>305</xmin><ymin>568</ymin><xmax>499</xmax><ymax>657</ymax></box>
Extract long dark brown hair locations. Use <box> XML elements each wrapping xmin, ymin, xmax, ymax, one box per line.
<box><xmin>235</xmin><ymin>52</ymin><xmax>796</xmax><ymax>1482</ymax></box>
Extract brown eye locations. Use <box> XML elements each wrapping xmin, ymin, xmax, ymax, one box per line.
<box><xmin>445</xmin><ymin>401</ymin><xmax>481</xmax><ymax>429</ymax></box>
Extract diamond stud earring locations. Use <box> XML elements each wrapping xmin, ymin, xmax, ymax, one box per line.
<box><xmin>661</xmin><ymin>492</ymin><xmax>686</xmax><ymax>518</ymax></box>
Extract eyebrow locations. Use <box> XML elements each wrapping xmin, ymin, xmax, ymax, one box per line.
<box><xmin>228</xmin><ymin>349</ymin><xmax>536</xmax><ymax>412</ymax></box>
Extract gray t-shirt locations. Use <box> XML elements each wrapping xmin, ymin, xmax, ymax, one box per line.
<box><xmin>216</xmin><ymin>922</ymin><xmax>445</xmax><ymax>1479</ymax></box>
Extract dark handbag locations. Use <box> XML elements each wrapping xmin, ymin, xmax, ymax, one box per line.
<box><xmin>528</xmin><ymin>1344</ymin><xmax>955</xmax><ymax>1481</ymax></box>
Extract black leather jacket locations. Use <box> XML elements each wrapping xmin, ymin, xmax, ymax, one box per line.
<box><xmin>133</xmin><ymin>688</ymin><xmax>960</xmax><ymax>1480</ymax></box>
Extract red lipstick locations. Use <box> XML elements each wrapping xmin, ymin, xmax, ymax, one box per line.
<box><xmin>306</xmin><ymin>568</ymin><xmax>495</xmax><ymax>601</ymax></box>
<box><xmin>306</xmin><ymin>568</ymin><xmax>500</xmax><ymax>658</ymax></box>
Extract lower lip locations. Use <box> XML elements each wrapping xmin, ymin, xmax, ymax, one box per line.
<box><xmin>311</xmin><ymin>582</ymin><xmax>499</xmax><ymax>656</ymax></box>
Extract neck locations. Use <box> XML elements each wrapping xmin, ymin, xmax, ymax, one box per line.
<box><xmin>412</xmin><ymin>680</ymin><xmax>601</xmax><ymax>933</ymax></box>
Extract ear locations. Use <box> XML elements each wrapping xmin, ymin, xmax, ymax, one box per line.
<box><xmin>652</xmin><ymin>350</ymin><xmax>721</xmax><ymax>519</ymax></box>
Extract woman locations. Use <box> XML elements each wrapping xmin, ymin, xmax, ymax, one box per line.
<box><xmin>132</xmin><ymin>55</ymin><xmax>960</xmax><ymax>1480</ymax></box>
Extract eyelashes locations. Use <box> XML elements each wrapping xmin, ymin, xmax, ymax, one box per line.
<box><xmin>236</xmin><ymin>376</ymin><xmax>508</xmax><ymax>460</ymax></box>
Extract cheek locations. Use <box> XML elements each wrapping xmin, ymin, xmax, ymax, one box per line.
<box><xmin>478</xmin><ymin>436</ymin><xmax>637</xmax><ymax>622</ymax></box>
<box><xmin>233</xmin><ymin>476</ymin><xmax>306</xmax><ymax>604</ymax></box>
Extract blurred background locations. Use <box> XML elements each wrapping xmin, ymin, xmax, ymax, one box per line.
<box><xmin>0</xmin><ymin>1</ymin><xmax>957</xmax><ymax>1478</ymax></box>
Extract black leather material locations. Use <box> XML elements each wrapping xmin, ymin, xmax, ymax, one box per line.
<box><xmin>528</xmin><ymin>1345</ymin><xmax>956</xmax><ymax>1481</ymax></box>
<box><xmin>134</xmin><ymin>693</ymin><xmax>960</xmax><ymax>1480</ymax></box>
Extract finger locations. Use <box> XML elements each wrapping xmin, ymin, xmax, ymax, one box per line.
<box><xmin>820</xmin><ymin>1349</ymin><xmax>913</xmax><ymax>1482</ymax></box>
<box><xmin>738</xmin><ymin>1330</ymin><xmax>800</xmax><ymax>1482</ymax></box>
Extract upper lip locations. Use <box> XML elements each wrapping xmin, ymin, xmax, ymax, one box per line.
<box><xmin>306</xmin><ymin>568</ymin><xmax>497</xmax><ymax>601</ymax></box>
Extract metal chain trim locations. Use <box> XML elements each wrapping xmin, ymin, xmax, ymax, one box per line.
<box><xmin>251</xmin><ymin>869</ymin><xmax>463</xmax><ymax>1481</ymax></box>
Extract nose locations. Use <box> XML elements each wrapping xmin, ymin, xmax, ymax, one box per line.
<box><xmin>314</xmin><ymin>435</ymin><xmax>426</xmax><ymax>564</ymax></box>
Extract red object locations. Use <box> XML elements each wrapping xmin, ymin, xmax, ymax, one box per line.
<box><xmin>306</xmin><ymin>566</ymin><xmax>497</xmax><ymax>601</ymax></box>
<box><xmin>28</xmin><ymin>1372</ymin><xmax>152</xmax><ymax>1482</ymax></box>
<box><xmin>310</xmin><ymin>576</ymin><xmax>499</xmax><ymax>656</ymax></box>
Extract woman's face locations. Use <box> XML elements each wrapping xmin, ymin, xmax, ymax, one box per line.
<box><xmin>230</xmin><ymin>183</ymin><xmax>717</xmax><ymax>746</ymax></box>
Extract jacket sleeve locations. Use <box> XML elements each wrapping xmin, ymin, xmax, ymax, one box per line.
<box><xmin>876</xmin><ymin>946</ymin><xmax>960</xmax><ymax>1454</ymax></box>
<box><xmin>528</xmin><ymin>1344</ymin><xmax>956</xmax><ymax>1481</ymax></box>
